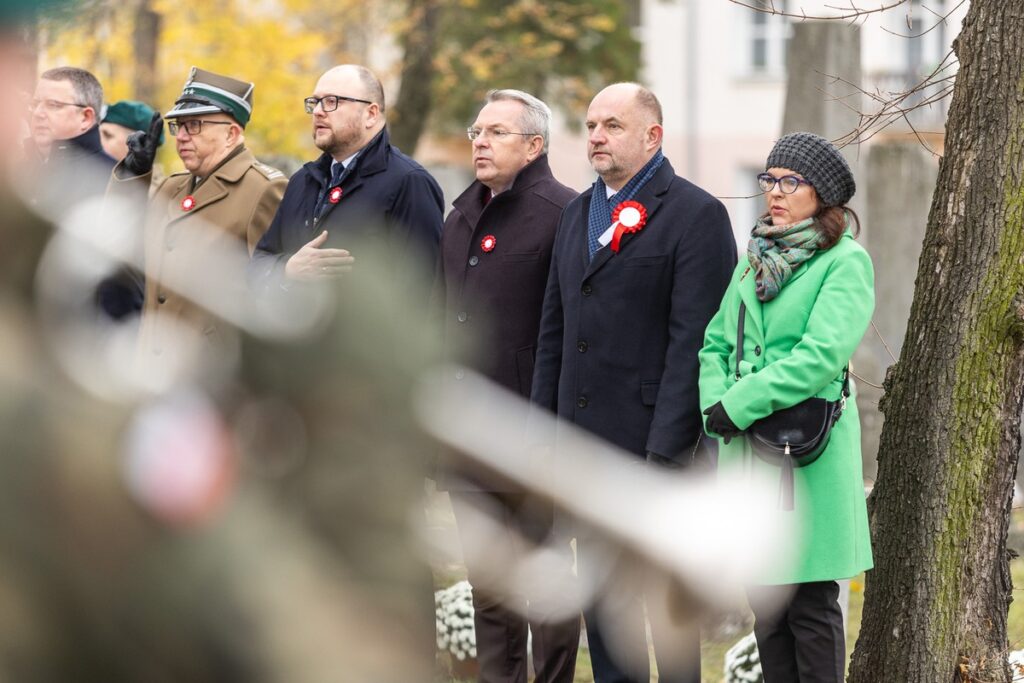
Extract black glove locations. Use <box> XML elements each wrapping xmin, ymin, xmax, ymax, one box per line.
<box><xmin>122</xmin><ymin>112</ymin><xmax>163</xmax><ymax>177</ymax></box>
<box><xmin>703</xmin><ymin>402</ymin><xmax>740</xmax><ymax>444</ymax></box>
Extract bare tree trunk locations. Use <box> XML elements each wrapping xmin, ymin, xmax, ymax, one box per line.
<box><xmin>848</xmin><ymin>3</ymin><xmax>1024</xmax><ymax>682</ymax></box>
<box><xmin>131</xmin><ymin>0</ymin><xmax>160</xmax><ymax>104</ymax></box>
<box><xmin>389</xmin><ymin>0</ymin><xmax>441</xmax><ymax>155</ymax></box>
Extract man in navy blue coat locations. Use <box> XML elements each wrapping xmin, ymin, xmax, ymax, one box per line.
<box><xmin>249</xmin><ymin>65</ymin><xmax>443</xmax><ymax>294</ymax></box>
<box><xmin>530</xmin><ymin>83</ymin><xmax>736</xmax><ymax>683</ymax></box>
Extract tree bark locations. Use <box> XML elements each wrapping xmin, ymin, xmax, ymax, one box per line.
<box><xmin>389</xmin><ymin>0</ymin><xmax>441</xmax><ymax>155</ymax></box>
<box><xmin>848</xmin><ymin>3</ymin><xmax>1024</xmax><ymax>682</ymax></box>
<box><xmin>131</xmin><ymin>0</ymin><xmax>160</xmax><ymax>105</ymax></box>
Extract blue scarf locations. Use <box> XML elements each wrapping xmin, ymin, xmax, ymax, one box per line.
<box><xmin>587</xmin><ymin>149</ymin><xmax>665</xmax><ymax>259</ymax></box>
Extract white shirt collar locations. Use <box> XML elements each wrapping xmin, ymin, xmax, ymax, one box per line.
<box><xmin>332</xmin><ymin>151</ymin><xmax>359</xmax><ymax>172</ymax></box>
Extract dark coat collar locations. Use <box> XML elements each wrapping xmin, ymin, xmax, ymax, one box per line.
<box><xmin>52</xmin><ymin>124</ymin><xmax>111</xmax><ymax>162</ymax></box>
<box><xmin>582</xmin><ymin>156</ymin><xmax>676</xmax><ymax>278</ymax></box>
<box><xmin>304</xmin><ymin>127</ymin><xmax>392</xmax><ymax>185</ymax></box>
<box><xmin>451</xmin><ymin>154</ymin><xmax>556</xmax><ymax>227</ymax></box>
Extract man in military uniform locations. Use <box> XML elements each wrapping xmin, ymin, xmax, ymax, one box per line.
<box><xmin>108</xmin><ymin>67</ymin><xmax>287</xmax><ymax>373</ymax></box>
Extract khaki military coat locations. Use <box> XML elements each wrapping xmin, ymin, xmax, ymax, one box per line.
<box><xmin>109</xmin><ymin>146</ymin><xmax>287</xmax><ymax>362</ymax></box>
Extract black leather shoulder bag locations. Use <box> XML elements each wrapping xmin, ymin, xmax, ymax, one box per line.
<box><xmin>736</xmin><ymin>301</ymin><xmax>849</xmax><ymax>508</ymax></box>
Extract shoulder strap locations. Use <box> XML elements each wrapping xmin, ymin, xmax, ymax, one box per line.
<box><xmin>736</xmin><ymin>301</ymin><xmax>745</xmax><ymax>380</ymax></box>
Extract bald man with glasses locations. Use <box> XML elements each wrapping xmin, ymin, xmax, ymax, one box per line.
<box><xmin>249</xmin><ymin>64</ymin><xmax>443</xmax><ymax>295</ymax></box>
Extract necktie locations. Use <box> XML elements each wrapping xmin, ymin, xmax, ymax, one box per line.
<box><xmin>316</xmin><ymin>162</ymin><xmax>345</xmax><ymax>219</ymax></box>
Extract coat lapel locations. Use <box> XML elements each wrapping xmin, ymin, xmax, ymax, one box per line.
<box><xmin>165</xmin><ymin>147</ymin><xmax>254</xmax><ymax>224</ymax></box>
<box><xmin>578</xmin><ymin>190</ymin><xmax>594</xmax><ymax>273</ymax></box>
<box><xmin>737</xmin><ymin>263</ymin><xmax>765</xmax><ymax>341</ymax></box>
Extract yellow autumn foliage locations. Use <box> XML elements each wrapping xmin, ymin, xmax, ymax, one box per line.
<box><xmin>38</xmin><ymin>0</ymin><xmax>373</xmax><ymax>168</ymax></box>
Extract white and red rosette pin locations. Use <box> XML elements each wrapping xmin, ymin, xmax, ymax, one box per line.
<box><xmin>481</xmin><ymin>234</ymin><xmax>497</xmax><ymax>252</ymax></box>
<box><xmin>328</xmin><ymin>186</ymin><xmax>343</xmax><ymax>204</ymax></box>
<box><xmin>610</xmin><ymin>200</ymin><xmax>647</xmax><ymax>253</ymax></box>
<box><xmin>181</xmin><ymin>195</ymin><xmax>196</xmax><ymax>212</ymax></box>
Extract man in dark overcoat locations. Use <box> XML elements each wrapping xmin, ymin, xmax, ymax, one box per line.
<box><xmin>530</xmin><ymin>83</ymin><xmax>737</xmax><ymax>683</ymax></box>
<box><xmin>28</xmin><ymin>66</ymin><xmax>115</xmax><ymax>209</ymax></box>
<box><xmin>249</xmin><ymin>64</ymin><xmax>443</xmax><ymax>296</ymax></box>
<box><xmin>435</xmin><ymin>89</ymin><xmax>580</xmax><ymax>683</ymax></box>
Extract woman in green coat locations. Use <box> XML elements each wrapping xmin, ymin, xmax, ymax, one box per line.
<box><xmin>698</xmin><ymin>132</ymin><xmax>873</xmax><ymax>683</ymax></box>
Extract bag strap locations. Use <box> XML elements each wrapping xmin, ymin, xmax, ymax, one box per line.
<box><xmin>736</xmin><ymin>300</ymin><xmax>850</xmax><ymax>403</ymax></box>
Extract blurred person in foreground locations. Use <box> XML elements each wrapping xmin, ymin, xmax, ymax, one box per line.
<box><xmin>0</xmin><ymin>8</ymin><xmax>439</xmax><ymax>680</ymax></box>
<box><xmin>530</xmin><ymin>83</ymin><xmax>736</xmax><ymax>683</ymax></box>
<box><xmin>107</xmin><ymin>66</ymin><xmax>287</xmax><ymax>374</ymax></box>
<box><xmin>699</xmin><ymin>133</ymin><xmax>873</xmax><ymax>683</ymax></box>
<box><xmin>434</xmin><ymin>89</ymin><xmax>580</xmax><ymax>682</ymax></box>
<box><xmin>248</xmin><ymin>64</ymin><xmax>442</xmax><ymax>299</ymax></box>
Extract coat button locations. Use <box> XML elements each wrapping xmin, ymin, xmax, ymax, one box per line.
<box><xmin>469</xmin><ymin>256</ymin><xmax>479</xmax><ymax>267</ymax></box>
<box><xmin>577</xmin><ymin>340</ymin><xmax>588</xmax><ymax>353</ymax></box>
<box><xmin>455</xmin><ymin>369</ymin><xmax>465</xmax><ymax>380</ymax></box>
<box><xmin>157</xmin><ymin>294</ymin><xmax>167</xmax><ymax>304</ymax></box>
<box><xmin>754</xmin><ymin>345</ymin><xmax>762</xmax><ymax>356</ymax></box>
<box><xmin>577</xmin><ymin>396</ymin><xmax>588</xmax><ymax>408</ymax></box>
<box><xmin>457</xmin><ymin>311</ymin><xmax>468</xmax><ymax>323</ymax></box>
<box><xmin>582</xmin><ymin>284</ymin><xmax>593</xmax><ymax>296</ymax></box>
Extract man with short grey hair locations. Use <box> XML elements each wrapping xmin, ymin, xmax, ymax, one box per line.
<box><xmin>435</xmin><ymin>88</ymin><xmax>580</xmax><ymax>683</ymax></box>
<box><xmin>29</xmin><ymin>66</ymin><xmax>114</xmax><ymax>207</ymax></box>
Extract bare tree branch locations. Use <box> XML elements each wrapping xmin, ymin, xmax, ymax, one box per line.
<box><xmin>727</xmin><ymin>0</ymin><xmax>910</xmax><ymax>22</ymax></box>
<box><xmin>881</xmin><ymin>0</ymin><xmax>967</xmax><ymax>39</ymax></box>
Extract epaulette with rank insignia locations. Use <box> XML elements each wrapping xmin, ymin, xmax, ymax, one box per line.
<box><xmin>253</xmin><ymin>161</ymin><xmax>285</xmax><ymax>180</ymax></box>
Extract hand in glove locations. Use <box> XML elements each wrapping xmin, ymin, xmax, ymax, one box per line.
<box><xmin>122</xmin><ymin>112</ymin><xmax>163</xmax><ymax>177</ymax></box>
<box><xmin>703</xmin><ymin>402</ymin><xmax>740</xmax><ymax>443</ymax></box>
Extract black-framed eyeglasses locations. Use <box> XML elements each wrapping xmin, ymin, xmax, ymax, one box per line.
<box><xmin>466</xmin><ymin>127</ymin><xmax>541</xmax><ymax>142</ymax></box>
<box><xmin>304</xmin><ymin>94</ymin><xmax>373</xmax><ymax>114</ymax></box>
<box><xmin>29</xmin><ymin>99</ymin><xmax>88</xmax><ymax>113</ymax></box>
<box><xmin>168</xmin><ymin>119</ymin><xmax>232</xmax><ymax>136</ymax></box>
<box><xmin>757</xmin><ymin>173</ymin><xmax>813</xmax><ymax>194</ymax></box>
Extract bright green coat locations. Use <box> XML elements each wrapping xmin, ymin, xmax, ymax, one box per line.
<box><xmin>698</xmin><ymin>231</ymin><xmax>874</xmax><ymax>585</ymax></box>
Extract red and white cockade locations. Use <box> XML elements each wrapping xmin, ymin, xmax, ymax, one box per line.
<box><xmin>610</xmin><ymin>200</ymin><xmax>647</xmax><ymax>253</ymax></box>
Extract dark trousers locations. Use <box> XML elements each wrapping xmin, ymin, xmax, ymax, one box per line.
<box><xmin>747</xmin><ymin>580</ymin><xmax>845</xmax><ymax>683</ymax></box>
<box><xmin>577</xmin><ymin>534</ymin><xmax>701</xmax><ymax>683</ymax></box>
<box><xmin>450</xmin><ymin>490</ymin><xmax>581</xmax><ymax>683</ymax></box>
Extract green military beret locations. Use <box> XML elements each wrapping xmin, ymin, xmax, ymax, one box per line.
<box><xmin>103</xmin><ymin>100</ymin><xmax>164</xmax><ymax>144</ymax></box>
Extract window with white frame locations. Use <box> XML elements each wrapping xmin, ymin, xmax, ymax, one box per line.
<box><xmin>745</xmin><ymin>0</ymin><xmax>790</xmax><ymax>76</ymax></box>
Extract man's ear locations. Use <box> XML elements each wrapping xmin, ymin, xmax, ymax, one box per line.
<box><xmin>226</xmin><ymin>122</ymin><xmax>243</xmax><ymax>145</ymax></box>
<box><xmin>81</xmin><ymin>106</ymin><xmax>97</xmax><ymax>129</ymax></box>
<box><xmin>646</xmin><ymin>123</ymin><xmax>663</xmax><ymax>152</ymax></box>
<box><xmin>364</xmin><ymin>102</ymin><xmax>382</xmax><ymax>129</ymax></box>
<box><xmin>526</xmin><ymin>134</ymin><xmax>544</xmax><ymax>162</ymax></box>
